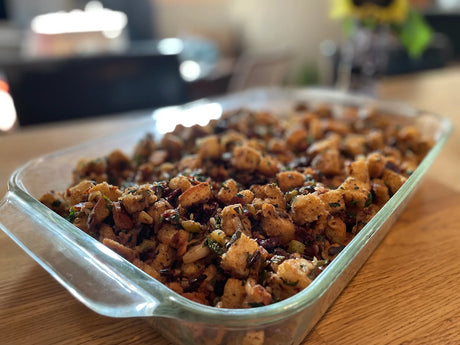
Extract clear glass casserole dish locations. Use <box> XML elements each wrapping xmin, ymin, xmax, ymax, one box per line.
<box><xmin>0</xmin><ymin>88</ymin><xmax>452</xmax><ymax>345</ymax></box>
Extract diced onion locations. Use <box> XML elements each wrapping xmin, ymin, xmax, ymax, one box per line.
<box><xmin>182</xmin><ymin>241</ymin><xmax>210</xmax><ymax>264</ymax></box>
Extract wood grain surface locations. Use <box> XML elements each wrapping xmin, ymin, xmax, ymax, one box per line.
<box><xmin>1</xmin><ymin>67</ymin><xmax>459</xmax><ymax>345</ymax></box>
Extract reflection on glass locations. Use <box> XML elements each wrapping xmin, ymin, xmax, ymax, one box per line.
<box><xmin>153</xmin><ymin>102</ymin><xmax>223</xmax><ymax>134</ymax></box>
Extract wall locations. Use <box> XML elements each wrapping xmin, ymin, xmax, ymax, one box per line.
<box><xmin>7</xmin><ymin>0</ymin><xmax>343</xmax><ymax>83</ymax></box>
<box><xmin>153</xmin><ymin>0</ymin><xmax>343</xmax><ymax>82</ymax></box>
<box><xmin>152</xmin><ymin>0</ymin><xmax>238</xmax><ymax>56</ymax></box>
<box><xmin>7</xmin><ymin>0</ymin><xmax>74</xmax><ymax>28</ymax></box>
<box><xmin>231</xmin><ymin>0</ymin><xmax>343</xmax><ymax>83</ymax></box>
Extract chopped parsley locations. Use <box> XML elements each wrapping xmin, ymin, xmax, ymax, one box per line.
<box><xmin>365</xmin><ymin>193</ymin><xmax>373</xmax><ymax>207</ymax></box>
<box><xmin>51</xmin><ymin>200</ymin><xmax>62</xmax><ymax>207</ymax></box>
<box><xmin>205</xmin><ymin>236</ymin><xmax>226</xmax><ymax>256</ymax></box>
<box><xmin>66</xmin><ymin>209</ymin><xmax>76</xmax><ymax>223</ymax></box>
<box><xmin>248</xmin><ymin>302</ymin><xmax>265</xmax><ymax>308</ymax></box>
<box><xmin>171</xmin><ymin>212</ymin><xmax>181</xmax><ymax>224</ymax></box>
<box><xmin>280</xmin><ymin>278</ymin><xmax>299</xmax><ymax>286</ymax></box>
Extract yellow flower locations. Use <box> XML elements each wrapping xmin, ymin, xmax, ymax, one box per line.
<box><xmin>331</xmin><ymin>0</ymin><xmax>410</xmax><ymax>23</ymax></box>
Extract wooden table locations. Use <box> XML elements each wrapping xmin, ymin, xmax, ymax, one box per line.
<box><xmin>1</xmin><ymin>67</ymin><xmax>459</xmax><ymax>344</ymax></box>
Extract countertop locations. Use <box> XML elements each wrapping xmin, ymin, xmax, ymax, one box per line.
<box><xmin>1</xmin><ymin>67</ymin><xmax>459</xmax><ymax>344</ymax></box>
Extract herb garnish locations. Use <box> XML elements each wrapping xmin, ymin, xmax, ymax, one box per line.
<box><xmin>205</xmin><ymin>236</ymin><xmax>226</xmax><ymax>256</ymax></box>
<box><xmin>51</xmin><ymin>200</ymin><xmax>62</xmax><ymax>207</ymax></box>
<box><xmin>281</xmin><ymin>278</ymin><xmax>299</xmax><ymax>286</ymax></box>
<box><xmin>66</xmin><ymin>209</ymin><xmax>76</xmax><ymax>223</ymax></box>
<box><xmin>248</xmin><ymin>302</ymin><xmax>265</xmax><ymax>308</ymax></box>
<box><xmin>365</xmin><ymin>193</ymin><xmax>373</xmax><ymax>207</ymax></box>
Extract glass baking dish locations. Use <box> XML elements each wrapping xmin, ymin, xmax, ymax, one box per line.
<box><xmin>0</xmin><ymin>88</ymin><xmax>452</xmax><ymax>345</ymax></box>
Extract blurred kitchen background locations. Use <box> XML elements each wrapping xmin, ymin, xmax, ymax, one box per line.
<box><xmin>0</xmin><ymin>0</ymin><xmax>458</xmax><ymax>131</ymax></box>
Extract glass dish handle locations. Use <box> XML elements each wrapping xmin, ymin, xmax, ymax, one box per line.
<box><xmin>0</xmin><ymin>192</ymin><xmax>174</xmax><ymax>318</ymax></box>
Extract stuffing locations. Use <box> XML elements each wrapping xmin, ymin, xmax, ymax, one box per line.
<box><xmin>41</xmin><ymin>102</ymin><xmax>430</xmax><ymax>309</ymax></box>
